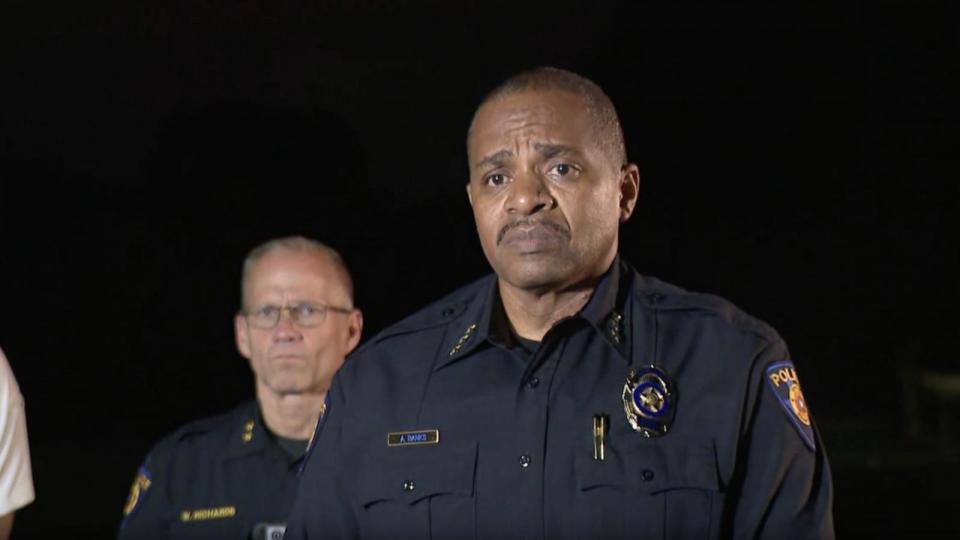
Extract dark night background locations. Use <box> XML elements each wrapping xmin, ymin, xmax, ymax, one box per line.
<box><xmin>0</xmin><ymin>1</ymin><xmax>957</xmax><ymax>537</ymax></box>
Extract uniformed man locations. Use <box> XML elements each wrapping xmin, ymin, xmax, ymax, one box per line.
<box><xmin>286</xmin><ymin>67</ymin><xmax>834</xmax><ymax>539</ymax></box>
<box><xmin>119</xmin><ymin>236</ymin><xmax>363</xmax><ymax>539</ymax></box>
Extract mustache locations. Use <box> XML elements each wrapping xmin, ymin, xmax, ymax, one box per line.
<box><xmin>497</xmin><ymin>218</ymin><xmax>571</xmax><ymax>245</ymax></box>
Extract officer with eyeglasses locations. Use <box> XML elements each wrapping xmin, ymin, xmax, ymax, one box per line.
<box><xmin>118</xmin><ymin>236</ymin><xmax>363</xmax><ymax>540</ymax></box>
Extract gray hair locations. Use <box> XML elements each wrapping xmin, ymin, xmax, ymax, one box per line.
<box><xmin>240</xmin><ymin>236</ymin><xmax>354</xmax><ymax>309</ymax></box>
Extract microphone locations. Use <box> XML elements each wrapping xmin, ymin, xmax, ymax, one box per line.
<box><xmin>251</xmin><ymin>522</ymin><xmax>286</xmax><ymax>540</ymax></box>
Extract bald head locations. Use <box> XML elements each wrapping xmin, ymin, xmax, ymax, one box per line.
<box><xmin>468</xmin><ymin>67</ymin><xmax>627</xmax><ymax>167</ymax></box>
<box><xmin>240</xmin><ymin>236</ymin><xmax>354</xmax><ymax>310</ymax></box>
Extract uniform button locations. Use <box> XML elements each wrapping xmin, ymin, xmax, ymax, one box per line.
<box><xmin>641</xmin><ymin>469</ymin><xmax>655</xmax><ymax>481</ymax></box>
<box><xmin>441</xmin><ymin>307</ymin><xmax>455</xmax><ymax>318</ymax></box>
<box><xmin>646</xmin><ymin>293</ymin><xmax>664</xmax><ymax>304</ymax></box>
<box><xmin>402</xmin><ymin>480</ymin><xmax>415</xmax><ymax>492</ymax></box>
<box><xmin>528</xmin><ymin>377</ymin><xmax>540</xmax><ymax>389</ymax></box>
<box><xmin>519</xmin><ymin>454</ymin><xmax>532</xmax><ymax>468</ymax></box>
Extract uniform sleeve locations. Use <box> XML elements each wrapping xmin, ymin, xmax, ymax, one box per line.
<box><xmin>729</xmin><ymin>338</ymin><xmax>835</xmax><ymax>539</ymax></box>
<box><xmin>0</xmin><ymin>351</ymin><xmax>35</xmax><ymax>516</ymax></box>
<box><xmin>284</xmin><ymin>373</ymin><xmax>359</xmax><ymax>540</ymax></box>
<box><xmin>117</xmin><ymin>443</ymin><xmax>175</xmax><ymax>540</ymax></box>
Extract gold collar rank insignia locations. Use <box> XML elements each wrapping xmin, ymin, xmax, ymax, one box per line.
<box><xmin>605</xmin><ymin>311</ymin><xmax>624</xmax><ymax>344</ymax></box>
<box><xmin>449</xmin><ymin>324</ymin><xmax>477</xmax><ymax>356</ymax></box>
<box><xmin>242</xmin><ymin>419</ymin><xmax>255</xmax><ymax>443</ymax></box>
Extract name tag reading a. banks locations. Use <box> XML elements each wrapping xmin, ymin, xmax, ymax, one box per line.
<box><xmin>387</xmin><ymin>429</ymin><xmax>440</xmax><ymax>447</ymax></box>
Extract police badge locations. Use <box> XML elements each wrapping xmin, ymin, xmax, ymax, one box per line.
<box><xmin>622</xmin><ymin>366</ymin><xmax>676</xmax><ymax>437</ymax></box>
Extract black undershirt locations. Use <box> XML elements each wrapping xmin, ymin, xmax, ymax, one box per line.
<box><xmin>273</xmin><ymin>434</ymin><xmax>309</xmax><ymax>461</ymax></box>
<box><xmin>514</xmin><ymin>335</ymin><xmax>541</xmax><ymax>358</ymax></box>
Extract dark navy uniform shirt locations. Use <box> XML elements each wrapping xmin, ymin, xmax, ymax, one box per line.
<box><xmin>286</xmin><ymin>259</ymin><xmax>834</xmax><ymax>539</ymax></box>
<box><xmin>118</xmin><ymin>400</ymin><xmax>305</xmax><ymax>539</ymax></box>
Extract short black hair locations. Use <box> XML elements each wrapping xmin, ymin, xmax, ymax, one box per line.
<box><xmin>469</xmin><ymin>67</ymin><xmax>627</xmax><ymax>165</ymax></box>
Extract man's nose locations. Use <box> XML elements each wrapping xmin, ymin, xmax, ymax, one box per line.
<box><xmin>506</xmin><ymin>171</ymin><xmax>553</xmax><ymax>215</ymax></box>
<box><xmin>272</xmin><ymin>310</ymin><xmax>301</xmax><ymax>340</ymax></box>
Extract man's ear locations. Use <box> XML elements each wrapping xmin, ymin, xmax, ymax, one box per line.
<box><xmin>344</xmin><ymin>309</ymin><xmax>364</xmax><ymax>354</ymax></box>
<box><xmin>235</xmin><ymin>313</ymin><xmax>252</xmax><ymax>359</ymax></box>
<box><xmin>466</xmin><ymin>182</ymin><xmax>474</xmax><ymax>207</ymax></box>
<box><xmin>618</xmin><ymin>163</ymin><xmax>640</xmax><ymax>222</ymax></box>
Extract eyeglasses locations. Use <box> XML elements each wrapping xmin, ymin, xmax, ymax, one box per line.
<box><xmin>242</xmin><ymin>303</ymin><xmax>353</xmax><ymax>329</ymax></box>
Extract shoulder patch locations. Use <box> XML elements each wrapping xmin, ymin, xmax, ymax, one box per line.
<box><xmin>765</xmin><ymin>360</ymin><xmax>816</xmax><ymax>451</ymax></box>
<box><xmin>122</xmin><ymin>466</ymin><xmax>152</xmax><ymax>516</ymax></box>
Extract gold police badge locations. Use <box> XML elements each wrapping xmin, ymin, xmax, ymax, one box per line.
<box><xmin>622</xmin><ymin>366</ymin><xmax>676</xmax><ymax>437</ymax></box>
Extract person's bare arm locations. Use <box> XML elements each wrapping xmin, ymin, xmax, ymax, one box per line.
<box><xmin>0</xmin><ymin>512</ymin><xmax>14</xmax><ymax>540</ymax></box>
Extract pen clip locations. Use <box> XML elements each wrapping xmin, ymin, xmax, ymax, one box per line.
<box><xmin>593</xmin><ymin>414</ymin><xmax>608</xmax><ymax>461</ymax></box>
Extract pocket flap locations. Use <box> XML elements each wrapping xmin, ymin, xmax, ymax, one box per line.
<box><xmin>358</xmin><ymin>440</ymin><xmax>477</xmax><ymax>507</ymax></box>
<box><xmin>577</xmin><ymin>438</ymin><xmax>719</xmax><ymax>494</ymax></box>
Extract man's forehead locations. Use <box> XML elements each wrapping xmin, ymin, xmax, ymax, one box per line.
<box><xmin>250</xmin><ymin>248</ymin><xmax>332</xmax><ymax>274</ymax></box>
<box><xmin>470</xmin><ymin>90</ymin><xmax>594</xmax><ymax>154</ymax></box>
<box><xmin>244</xmin><ymin>250</ymin><xmax>343</xmax><ymax>294</ymax></box>
<box><xmin>478</xmin><ymin>90</ymin><xmax>589</xmax><ymax>126</ymax></box>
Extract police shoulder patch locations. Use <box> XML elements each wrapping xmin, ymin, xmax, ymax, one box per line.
<box><xmin>765</xmin><ymin>360</ymin><xmax>816</xmax><ymax>451</ymax></box>
<box><xmin>123</xmin><ymin>466</ymin><xmax>152</xmax><ymax>517</ymax></box>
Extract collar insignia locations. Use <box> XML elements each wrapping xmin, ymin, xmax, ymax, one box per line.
<box><xmin>449</xmin><ymin>324</ymin><xmax>477</xmax><ymax>356</ymax></box>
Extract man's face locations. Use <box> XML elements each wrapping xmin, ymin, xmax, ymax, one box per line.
<box><xmin>467</xmin><ymin>90</ymin><xmax>639</xmax><ymax>292</ymax></box>
<box><xmin>234</xmin><ymin>248</ymin><xmax>362</xmax><ymax>397</ymax></box>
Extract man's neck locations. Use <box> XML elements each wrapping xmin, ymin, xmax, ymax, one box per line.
<box><xmin>256</xmin><ymin>383</ymin><xmax>326</xmax><ymax>440</ymax></box>
<box><xmin>498</xmin><ymin>278</ymin><xmax>599</xmax><ymax>342</ymax></box>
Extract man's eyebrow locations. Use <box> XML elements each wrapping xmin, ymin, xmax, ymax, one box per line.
<box><xmin>474</xmin><ymin>149</ymin><xmax>513</xmax><ymax>170</ymax></box>
<box><xmin>533</xmin><ymin>143</ymin><xmax>577</xmax><ymax>159</ymax></box>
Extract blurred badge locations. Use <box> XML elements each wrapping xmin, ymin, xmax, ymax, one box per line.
<box><xmin>765</xmin><ymin>360</ymin><xmax>816</xmax><ymax>451</ymax></box>
<box><xmin>622</xmin><ymin>366</ymin><xmax>676</xmax><ymax>437</ymax></box>
<box><xmin>123</xmin><ymin>466</ymin><xmax>152</xmax><ymax>516</ymax></box>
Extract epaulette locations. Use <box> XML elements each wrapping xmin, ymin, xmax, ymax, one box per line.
<box><xmin>156</xmin><ymin>402</ymin><xmax>254</xmax><ymax>449</ymax></box>
<box><xmin>350</xmin><ymin>275</ymin><xmax>494</xmax><ymax>356</ymax></box>
<box><xmin>631</xmin><ymin>273</ymin><xmax>781</xmax><ymax>344</ymax></box>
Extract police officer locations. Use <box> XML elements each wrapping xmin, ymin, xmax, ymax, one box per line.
<box><xmin>119</xmin><ymin>236</ymin><xmax>363</xmax><ymax>539</ymax></box>
<box><xmin>286</xmin><ymin>67</ymin><xmax>834</xmax><ymax>539</ymax></box>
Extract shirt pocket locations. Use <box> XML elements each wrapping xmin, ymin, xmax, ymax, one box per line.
<box><xmin>356</xmin><ymin>440</ymin><xmax>478</xmax><ymax>540</ymax></box>
<box><xmin>575</xmin><ymin>438</ymin><xmax>723</xmax><ymax>540</ymax></box>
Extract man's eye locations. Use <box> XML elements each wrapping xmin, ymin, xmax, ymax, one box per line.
<box><xmin>256</xmin><ymin>306</ymin><xmax>279</xmax><ymax>318</ymax></box>
<box><xmin>485</xmin><ymin>173</ymin><xmax>508</xmax><ymax>186</ymax></box>
<box><xmin>295</xmin><ymin>304</ymin><xmax>319</xmax><ymax>317</ymax></box>
<box><xmin>549</xmin><ymin>163</ymin><xmax>577</xmax><ymax>177</ymax></box>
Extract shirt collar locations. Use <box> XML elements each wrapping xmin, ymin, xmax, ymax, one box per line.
<box><xmin>437</xmin><ymin>257</ymin><xmax>631</xmax><ymax>369</ymax></box>
<box><xmin>576</xmin><ymin>256</ymin><xmax>631</xmax><ymax>363</ymax></box>
<box><xmin>224</xmin><ymin>402</ymin><xmax>303</xmax><ymax>466</ymax></box>
<box><xmin>224</xmin><ymin>401</ymin><xmax>269</xmax><ymax>460</ymax></box>
<box><xmin>434</xmin><ymin>278</ymin><xmax>498</xmax><ymax>370</ymax></box>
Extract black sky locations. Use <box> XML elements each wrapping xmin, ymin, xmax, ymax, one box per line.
<box><xmin>1</xmin><ymin>1</ymin><xmax>956</xmax><ymax>536</ymax></box>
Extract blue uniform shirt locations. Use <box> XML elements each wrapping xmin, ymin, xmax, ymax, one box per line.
<box><xmin>286</xmin><ymin>258</ymin><xmax>834</xmax><ymax>539</ymax></box>
<box><xmin>118</xmin><ymin>400</ymin><xmax>305</xmax><ymax>539</ymax></box>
